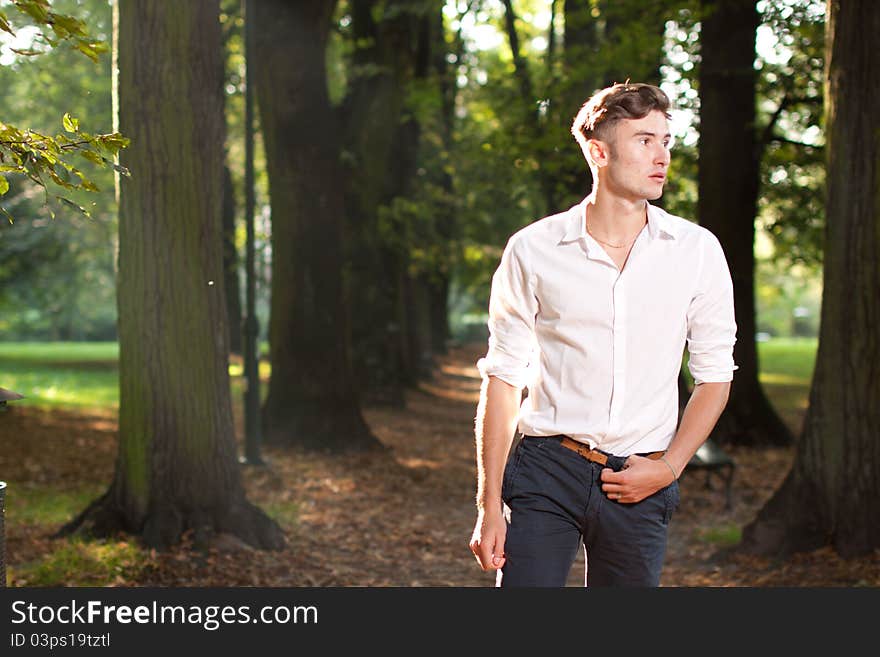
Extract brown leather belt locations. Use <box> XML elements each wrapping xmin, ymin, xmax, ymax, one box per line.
<box><xmin>558</xmin><ymin>435</ymin><xmax>665</xmax><ymax>466</ymax></box>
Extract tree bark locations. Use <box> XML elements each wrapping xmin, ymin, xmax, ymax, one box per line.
<box><xmin>60</xmin><ymin>0</ymin><xmax>284</xmax><ymax>550</ymax></box>
<box><xmin>343</xmin><ymin>0</ymin><xmax>409</xmax><ymax>404</ymax></box>
<box><xmin>343</xmin><ymin>0</ymin><xmax>445</xmax><ymax>399</ymax></box>
<box><xmin>697</xmin><ymin>0</ymin><xmax>793</xmax><ymax>447</ymax></box>
<box><xmin>252</xmin><ymin>0</ymin><xmax>382</xmax><ymax>450</ymax></box>
<box><xmin>740</xmin><ymin>0</ymin><xmax>880</xmax><ymax>557</ymax></box>
<box><xmin>223</xmin><ymin>165</ymin><xmax>243</xmax><ymax>355</ymax></box>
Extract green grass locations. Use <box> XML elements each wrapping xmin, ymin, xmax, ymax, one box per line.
<box><xmin>260</xmin><ymin>500</ymin><xmax>300</xmax><ymax>529</ymax></box>
<box><xmin>9</xmin><ymin>537</ymin><xmax>148</xmax><ymax>587</ymax></box>
<box><xmin>680</xmin><ymin>337</ymin><xmax>817</xmax><ymax>389</ymax></box>
<box><xmin>757</xmin><ymin>337</ymin><xmax>817</xmax><ymax>386</ymax></box>
<box><xmin>0</xmin><ymin>342</ymin><xmax>119</xmax><ymax>362</ymax></box>
<box><xmin>1</xmin><ymin>337</ymin><xmax>817</xmax><ymax>414</ymax></box>
<box><xmin>0</xmin><ymin>342</ymin><xmax>119</xmax><ymax>410</ymax></box>
<box><xmin>696</xmin><ymin>524</ymin><xmax>742</xmax><ymax>546</ymax></box>
<box><xmin>4</xmin><ymin>483</ymin><xmax>105</xmax><ymax>526</ymax></box>
<box><xmin>1</xmin><ymin>482</ymin><xmax>152</xmax><ymax>586</ymax></box>
<box><xmin>0</xmin><ymin>341</ymin><xmax>271</xmax><ymax>411</ymax></box>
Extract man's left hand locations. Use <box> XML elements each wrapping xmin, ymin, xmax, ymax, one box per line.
<box><xmin>600</xmin><ymin>455</ymin><xmax>675</xmax><ymax>503</ymax></box>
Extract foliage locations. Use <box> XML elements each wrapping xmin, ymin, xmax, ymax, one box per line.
<box><xmin>755</xmin><ymin>0</ymin><xmax>825</xmax><ymax>268</ymax></box>
<box><xmin>0</xmin><ymin>0</ymin><xmax>128</xmax><ymax>220</ymax></box>
<box><xmin>663</xmin><ymin>0</ymin><xmax>825</xmax><ymax>268</ymax></box>
<box><xmin>0</xmin><ymin>0</ymin><xmax>107</xmax><ymax>61</ymax></box>
<box><xmin>0</xmin><ymin>0</ymin><xmax>830</xmax><ymax>346</ymax></box>
<box><xmin>755</xmin><ymin>259</ymin><xmax>822</xmax><ymax>339</ymax></box>
<box><xmin>0</xmin><ymin>0</ymin><xmax>125</xmax><ymax>341</ymax></box>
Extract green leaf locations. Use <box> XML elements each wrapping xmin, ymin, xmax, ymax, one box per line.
<box><xmin>73</xmin><ymin>41</ymin><xmax>100</xmax><ymax>63</ymax></box>
<box><xmin>62</xmin><ymin>113</ymin><xmax>79</xmax><ymax>133</ymax></box>
<box><xmin>0</xmin><ymin>10</ymin><xmax>14</xmax><ymax>35</ymax></box>
<box><xmin>103</xmin><ymin>158</ymin><xmax>131</xmax><ymax>177</ymax></box>
<box><xmin>0</xmin><ymin>205</ymin><xmax>14</xmax><ymax>224</ymax></box>
<box><xmin>57</xmin><ymin>195</ymin><xmax>90</xmax><ymax>217</ymax></box>
<box><xmin>96</xmin><ymin>133</ymin><xmax>131</xmax><ymax>153</ymax></box>
<box><xmin>0</xmin><ymin>175</ymin><xmax>8</xmax><ymax>196</ymax></box>
<box><xmin>16</xmin><ymin>1</ymin><xmax>51</xmax><ymax>24</ymax></box>
<box><xmin>78</xmin><ymin>150</ymin><xmax>104</xmax><ymax>165</ymax></box>
<box><xmin>10</xmin><ymin>47</ymin><xmax>43</xmax><ymax>57</ymax></box>
<box><xmin>50</xmin><ymin>13</ymin><xmax>88</xmax><ymax>38</ymax></box>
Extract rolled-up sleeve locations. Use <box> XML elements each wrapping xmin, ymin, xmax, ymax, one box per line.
<box><xmin>686</xmin><ymin>233</ymin><xmax>738</xmax><ymax>384</ymax></box>
<box><xmin>476</xmin><ymin>234</ymin><xmax>538</xmax><ymax>388</ymax></box>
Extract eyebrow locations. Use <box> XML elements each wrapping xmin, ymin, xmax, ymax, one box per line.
<box><xmin>633</xmin><ymin>131</ymin><xmax>672</xmax><ymax>139</ymax></box>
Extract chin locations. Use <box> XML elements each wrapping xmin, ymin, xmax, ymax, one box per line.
<box><xmin>646</xmin><ymin>184</ymin><xmax>665</xmax><ymax>201</ymax></box>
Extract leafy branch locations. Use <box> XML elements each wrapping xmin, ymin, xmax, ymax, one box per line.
<box><xmin>0</xmin><ymin>0</ymin><xmax>129</xmax><ymax>222</ymax></box>
<box><xmin>0</xmin><ymin>0</ymin><xmax>107</xmax><ymax>62</ymax></box>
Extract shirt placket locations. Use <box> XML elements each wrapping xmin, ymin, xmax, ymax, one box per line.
<box><xmin>608</xmin><ymin>267</ymin><xmax>626</xmax><ymax>437</ymax></box>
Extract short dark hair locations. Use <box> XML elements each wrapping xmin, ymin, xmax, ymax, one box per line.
<box><xmin>571</xmin><ymin>82</ymin><xmax>672</xmax><ymax>150</ymax></box>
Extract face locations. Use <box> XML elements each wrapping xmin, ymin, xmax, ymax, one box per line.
<box><xmin>590</xmin><ymin>110</ymin><xmax>672</xmax><ymax>202</ymax></box>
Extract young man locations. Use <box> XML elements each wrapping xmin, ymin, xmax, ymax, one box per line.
<box><xmin>468</xmin><ymin>82</ymin><xmax>737</xmax><ymax>587</ymax></box>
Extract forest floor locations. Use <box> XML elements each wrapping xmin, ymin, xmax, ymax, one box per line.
<box><xmin>4</xmin><ymin>342</ymin><xmax>879</xmax><ymax>587</ymax></box>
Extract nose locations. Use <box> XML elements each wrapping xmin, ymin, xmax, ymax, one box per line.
<box><xmin>655</xmin><ymin>144</ymin><xmax>670</xmax><ymax>167</ymax></box>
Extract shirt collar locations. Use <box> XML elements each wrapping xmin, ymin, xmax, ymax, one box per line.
<box><xmin>559</xmin><ymin>199</ymin><xmax>678</xmax><ymax>245</ymax></box>
<box><xmin>646</xmin><ymin>203</ymin><xmax>678</xmax><ymax>240</ymax></box>
<box><xmin>559</xmin><ymin>199</ymin><xmax>589</xmax><ymax>244</ymax></box>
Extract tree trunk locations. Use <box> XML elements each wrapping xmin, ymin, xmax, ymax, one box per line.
<box><xmin>343</xmin><ymin>0</ymin><xmax>444</xmax><ymax>400</ymax></box>
<box><xmin>740</xmin><ymin>0</ymin><xmax>880</xmax><ymax>557</ymax></box>
<box><xmin>601</xmin><ymin>0</ymin><xmax>666</xmax><ymax>87</ymax></box>
<box><xmin>223</xmin><ymin>165</ymin><xmax>243</xmax><ymax>355</ymax></box>
<box><xmin>501</xmin><ymin>0</ymin><xmax>557</xmax><ymax>215</ymax></box>
<box><xmin>697</xmin><ymin>0</ymin><xmax>792</xmax><ymax>447</ymax></box>
<box><xmin>252</xmin><ymin>0</ymin><xmax>381</xmax><ymax>450</ymax></box>
<box><xmin>60</xmin><ymin>0</ymin><xmax>284</xmax><ymax>551</ymax></box>
<box><xmin>430</xmin><ymin>4</ymin><xmax>454</xmax><ymax>356</ymax></box>
<box><xmin>428</xmin><ymin>275</ymin><xmax>450</xmax><ymax>354</ymax></box>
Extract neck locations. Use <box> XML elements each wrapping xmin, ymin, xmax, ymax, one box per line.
<box><xmin>584</xmin><ymin>190</ymin><xmax>648</xmax><ymax>242</ymax></box>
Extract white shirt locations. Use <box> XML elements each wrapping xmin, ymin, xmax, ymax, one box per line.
<box><xmin>477</xmin><ymin>198</ymin><xmax>738</xmax><ymax>456</ymax></box>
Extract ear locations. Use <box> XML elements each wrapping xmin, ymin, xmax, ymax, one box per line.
<box><xmin>587</xmin><ymin>138</ymin><xmax>610</xmax><ymax>168</ymax></box>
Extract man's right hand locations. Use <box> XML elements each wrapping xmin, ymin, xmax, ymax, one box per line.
<box><xmin>469</xmin><ymin>506</ymin><xmax>507</xmax><ymax>571</ymax></box>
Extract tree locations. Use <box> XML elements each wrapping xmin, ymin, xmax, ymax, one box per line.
<box><xmin>222</xmin><ymin>164</ymin><xmax>242</xmax><ymax>354</ymax></box>
<box><xmin>697</xmin><ymin>0</ymin><xmax>793</xmax><ymax>447</ymax></box>
<box><xmin>252</xmin><ymin>0</ymin><xmax>381</xmax><ymax>450</ymax></box>
<box><xmin>740</xmin><ymin>0</ymin><xmax>880</xmax><ymax>557</ymax></box>
<box><xmin>342</xmin><ymin>0</ymin><xmax>436</xmax><ymax>403</ymax></box>
<box><xmin>61</xmin><ymin>0</ymin><xmax>284</xmax><ymax>550</ymax></box>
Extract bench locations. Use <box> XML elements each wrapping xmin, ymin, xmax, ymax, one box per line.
<box><xmin>684</xmin><ymin>439</ymin><xmax>735</xmax><ymax>510</ymax></box>
<box><xmin>0</xmin><ymin>387</ymin><xmax>24</xmax><ymax>411</ymax></box>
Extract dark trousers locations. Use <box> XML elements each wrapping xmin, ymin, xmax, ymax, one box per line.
<box><xmin>498</xmin><ymin>435</ymin><xmax>680</xmax><ymax>587</ymax></box>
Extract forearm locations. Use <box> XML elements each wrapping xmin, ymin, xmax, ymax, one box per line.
<box><xmin>663</xmin><ymin>381</ymin><xmax>731</xmax><ymax>477</ymax></box>
<box><xmin>475</xmin><ymin>376</ymin><xmax>522</xmax><ymax>511</ymax></box>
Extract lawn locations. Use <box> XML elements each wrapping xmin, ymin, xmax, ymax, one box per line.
<box><xmin>0</xmin><ymin>342</ymin><xmax>270</xmax><ymax>411</ymax></box>
<box><xmin>1</xmin><ymin>338</ymin><xmax>817</xmax><ymax>415</ymax></box>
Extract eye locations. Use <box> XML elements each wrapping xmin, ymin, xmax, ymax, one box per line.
<box><xmin>639</xmin><ymin>137</ymin><xmax>650</xmax><ymax>146</ymax></box>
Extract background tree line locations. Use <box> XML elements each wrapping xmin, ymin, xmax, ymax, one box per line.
<box><xmin>1</xmin><ymin>0</ymin><xmax>877</xmax><ymax>558</ymax></box>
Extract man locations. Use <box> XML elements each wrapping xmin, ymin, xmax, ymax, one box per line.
<box><xmin>468</xmin><ymin>82</ymin><xmax>737</xmax><ymax>587</ymax></box>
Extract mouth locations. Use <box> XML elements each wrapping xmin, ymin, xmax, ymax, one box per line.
<box><xmin>650</xmin><ymin>174</ymin><xmax>666</xmax><ymax>183</ymax></box>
